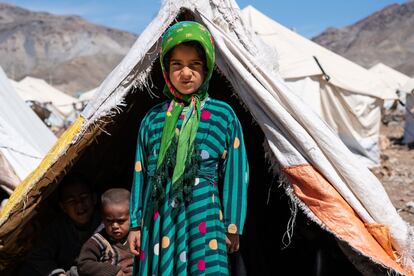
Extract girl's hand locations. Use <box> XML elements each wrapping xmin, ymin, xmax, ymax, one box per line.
<box><xmin>225</xmin><ymin>233</ymin><xmax>240</xmax><ymax>254</ymax></box>
<box><xmin>128</xmin><ymin>229</ymin><xmax>141</xmax><ymax>256</ymax></box>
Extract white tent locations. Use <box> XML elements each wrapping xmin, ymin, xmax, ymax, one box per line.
<box><xmin>10</xmin><ymin>77</ymin><xmax>79</xmax><ymax>116</ymax></box>
<box><xmin>369</xmin><ymin>63</ymin><xmax>410</xmax><ymax>109</ymax></box>
<box><xmin>0</xmin><ymin>66</ymin><xmax>56</xmax><ymax>194</ymax></box>
<box><xmin>402</xmin><ymin>78</ymin><xmax>414</xmax><ymax>95</ymax></box>
<box><xmin>369</xmin><ymin>63</ymin><xmax>410</xmax><ymax>93</ymax></box>
<box><xmin>402</xmin><ymin>78</ymin><xmax>414</xmax><ymax>144</ymax></box>
<box><xmin>78</xmin><ymin>87</ymin><xmax>98</xmax><ymax>103</ymax></box>
<box><xmin>0</xmin><ymin>0</ymin><xmax>412</xmax><ymax>274</ymax></box>
<box><xmin>241</xmin><ymin>5</ymin><xmax>397</xmax><ymax>167</ymax></box>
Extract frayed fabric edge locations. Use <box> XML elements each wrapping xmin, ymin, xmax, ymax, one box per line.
<box><xmin>262</xmin><ymin>139</ymin><xmax>409</xmax><ymax>275</ymax></box>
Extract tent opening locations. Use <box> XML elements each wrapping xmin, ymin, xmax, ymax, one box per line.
<box><xmin>13</xmin><ymin>54</ymin><xmax>367</xmax><ymax>275</ymax></box>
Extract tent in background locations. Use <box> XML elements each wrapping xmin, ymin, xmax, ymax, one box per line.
<box><xmin>369</xmin><ymin>63</ymin><xmax>410</xmax><ymax>93</ymax></box>
<box><xmin>0</xmin><ymin>66</ymin><xmax>56</xmax><ymax>197</ymax></box>
<box><xmin>241</xmin><ymin>5</ymin><xmax>397</xmax><ymax>167</ymax></box>
<box><xmin>10</xmin><ymin>77</ymin><xmax>79</xmax><ymax>117</ymax></box>
<box><xmin>0</xmin><ymin>1</ymin><xmax>412</xmax><ymax>275</ymax></box>
<box><xmin>369</xmin><ymin>63</ymin><xmax>410</xmax><ymax>109</ymax></box>
<box><xmin>78</xmin><ymin>87</ymin><xmax>98</xmax><ymax>104</ymax></box>
<box><xmin>402</xmin><ymin>78</ymin><xmax>414</xmax><ymax>144</ymax></box>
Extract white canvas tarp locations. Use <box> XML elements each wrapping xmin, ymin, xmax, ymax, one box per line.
<box><xmin>369</xmin><ymin>63</ymin><xmax>410</xmax><ymax>109</ymax></box>
<box><xmin>78</xmin><ymin>87</ymin><xmax>98</xmax><ymax>103</ymax></box>
<box><xmin>11</xmin><ymin>77</ymin><xmax>79</xmax><ymax>116</ymax></box>
<box><xmin>79</xmin><ymin>2</ymin><xmax>412</xmax><ymax>272</ymax></box>
<box><xmin>402</xmin><ymin>78</ymin><xmax>414</xmax><ymax>144</ymax></box>
<box><xmin>369</xmin><ymin>63</ymin><xmax>410</xmax><ymax>93</ymax></box>
<box><xmin>241</xmin><ymin>5</ymin><xmax>397</xmax><ymax>166</ymax></box>
<box><xmin>0</xmin><ymin>67</ymin><xmax>56</xmax><ymax>191</ymax></box>
<box><xmin>1</xmin><ymin>0</ymin><xmax>412</xmax><ymax>274</ymax></box>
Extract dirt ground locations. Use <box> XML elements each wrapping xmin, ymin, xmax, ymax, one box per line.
<box><xmin>371</xmin><ymin>113</ymin><xmax>414</xmax><ymax>225</ymax></box>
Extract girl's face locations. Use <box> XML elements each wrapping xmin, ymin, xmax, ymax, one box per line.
<box><xmin>168</xmin><ymin>43</ymin><xmax>205</xmax><ymax>95</ymax></box>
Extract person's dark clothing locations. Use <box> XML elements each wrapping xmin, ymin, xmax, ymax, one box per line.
<box><xmin>20</xmin><ymin>213</ymin><xmax>101</xmax><ymax>276</ymax></box>
<box><xmin>77</xmin><ymin>229</ymin><xmax>133</xmax><ymax>276</ymax></box>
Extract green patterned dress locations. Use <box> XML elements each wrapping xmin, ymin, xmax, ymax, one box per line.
<box><xmin>130</xmin><ymin>98</ymin><xmax>249</xmax><ymax>275</ymax></box>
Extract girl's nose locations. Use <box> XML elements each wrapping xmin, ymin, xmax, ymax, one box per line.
<box><xmin>181</xmin><ymin>66</ymin><xmax>192</xmax><ymax>77</ymax></box>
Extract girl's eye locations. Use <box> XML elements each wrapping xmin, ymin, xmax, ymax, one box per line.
<box><xmin>189</xmin><ymin>62</ymin><xmax>203</xmax><ymax>69</ymax></box>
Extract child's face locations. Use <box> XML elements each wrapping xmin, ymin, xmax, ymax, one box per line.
<box><xmin>59</xmin><ymin>182</ymin><xmax>96</xmax><ymax>227</ymax></box>
<box><xmin>169</xmin><ymin>43</ymin><xmax>205</xmax><ymax>95</ymax></box>
<box><xmin>102</xmin><ymin>203</ymin><xmax>130</xmax><ymax>242</ymax></box>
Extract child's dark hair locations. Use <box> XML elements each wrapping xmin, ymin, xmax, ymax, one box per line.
<box><xmin>101</xmin><ymin>188</ymin><xmax>130</xmax><ymax>208</ymax></box>
<box><xmin>163</xmin><ymin>41</ymin><xmax>207</xmax><ymax>73</ymax></box>
<box><xmin>58</xmin><ymin>173</ymin><xmax>92</xmax><ymax>202</ymax></box>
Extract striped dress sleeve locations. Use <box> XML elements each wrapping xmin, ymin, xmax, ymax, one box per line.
<box><xmin>221</xmin><ymin>109</ymin><xmax>249</xmax><ymax>235</ymax></box>
<box><xmin>130</xmin><ymin>115</ymin><xmax>149</xmax><ymax>229</ymax></box>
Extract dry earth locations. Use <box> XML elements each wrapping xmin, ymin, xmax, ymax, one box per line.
<box><xmin>372</xmin><ymin>114</ymin><xmax>414</xmax><ymax>225</ymax></box>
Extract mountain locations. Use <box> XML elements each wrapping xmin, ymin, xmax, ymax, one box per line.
<box><xmin>0</xmin><ymin>3</ymin><xmax>137</xmax><ymax>95</ymax></box>
<box><xmin>313</xmin><ymin>1</ymin><xmax>414</xmax><ymax>77</ymax></box>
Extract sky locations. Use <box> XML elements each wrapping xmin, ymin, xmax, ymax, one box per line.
<box><xmin>1</xmin><ymin>0</ymin><xmax>409</xmax><ymax>38</ymax></box>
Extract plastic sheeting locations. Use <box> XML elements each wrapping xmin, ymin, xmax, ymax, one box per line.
<box><xmin>0</xmin><ymin>67</ymin><xmax>56</xmax><ymax>185</ymax></box>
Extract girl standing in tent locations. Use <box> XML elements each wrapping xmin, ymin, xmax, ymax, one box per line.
<box><xmin>128</xmin><ymin>21</ymin><xmax>249</xmax><ymax>275</ymax></box>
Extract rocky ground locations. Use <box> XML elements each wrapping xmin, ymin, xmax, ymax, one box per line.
<box><xmin>371</xmin><ymin>113</ymin><xmax>414</xmax><ymax>225</ymax></box>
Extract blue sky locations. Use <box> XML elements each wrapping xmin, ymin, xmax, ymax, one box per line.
<box><xmin>1</xmin><ymin>0</ymin><xmax>408</xmax><ymax>38</ymax></box>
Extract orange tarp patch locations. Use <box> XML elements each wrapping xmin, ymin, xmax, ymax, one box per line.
<box><xmin>283</xmin><ymin>164</ymin><xmax>409</xmax><ymax>275</ymax></box>
<box><xmin>366</xmin><ymin>223</ymin><xmax>397</xmax><ymax>261</ymax></box>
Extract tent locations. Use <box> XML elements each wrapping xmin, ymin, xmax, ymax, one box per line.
<box><xmin>0</xmin><ymin>66</ymin><xmax>56</xmax><ymax>196</ymax></box>
<box><xmin>402</xmin><ymin>78</ymin><xmax>414</xmax><ymax>144</ymax></box>
<box><xmin>369</xmin><ymin>63</ymin><xmax>410</xmax><ymax>94</ymax></box>
<box><xmin>369</xmin><ymin>63</ymin><xmax>410</xmax><ymax>110</ymax></box>
<box><xmin>241</xmin><ymin>6</ymin><xmax>397</xmax><ymax>167</ymax></box>
<box><xmin>10</xmin><ymin>77</ymin><xmax>79</xmax><ymax>117</ymax></box>
<box><xmin>0</xmin><ymin>1</ymin><xmax>412</xmax><ymax>275</ymax></box>
<box><xmin>78</xmin><ymin>87</ymin><xmax>98</xmax><ymax>103</ymax></box>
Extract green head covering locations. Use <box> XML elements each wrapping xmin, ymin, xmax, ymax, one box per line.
<box><xmin>152</xmin><ymin>21</ymin><xmax>215</xmax><ymax>206</ymax></box>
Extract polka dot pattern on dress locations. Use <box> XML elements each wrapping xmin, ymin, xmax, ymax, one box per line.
<box><xmin>201</xmin><ymin>150</ymin><xmax>210</xmax><ymax>159</ymax></box>
<box><xmin>179</xmin><ymin>251</ymin><xmax>187</xmax><ymax>262</ymax></box>
<box><xmin>153</xmin><ymin>210</ymin><xmax>159</xmax><ymax>221</ymax></box>
<box><xmin>198</xmin><ymin>222</ymin><xmax>206</xmax><ymax>234</ymax></box>
<box><xmin>197</xmin><ymin>260</ymin><xmax>206</xmax><ymax>271</ymax></box>
<box><xmin>162</xmin><ymin>236</ymin><xmax>170</xmax><ymax>249</ymax></box>
<box><xmin>201</xmin><ymin>110</ymin><xmax>211</xmax><ymax>120</ymax></box>
<box><xmin>228</xmin><ymin>224</ymin><xmax>238</xmax><ymax>234</ymax></box>
<box><xmin>135</xmin><ymin>161</ymin><xmax>142</xmax><ymax>172</ymax></box>
<box><xmin>209</xmin><ymin>239</ymin><xmax>218</xmax><ymax>250</ymax></box>
<box><xmin>171</xmin><ymin>199</ymin><xmax>178</xmax><ymax>208</ymax></box>
<box><xmin>234</xmin><ymin>137</ymin><xmax>240</xmax><ymax>149</ymax></box>
<box><xmin>194</xmin><ymin>178</ymin><xmax>200</xmax><ymax>186</ymax></box>
<box><xmin>221</xmin><ymin>150</ymin><xmax>227</xmax><ymax>159</ymax></box>
<box><xmin>154</xmin><ymin>243</ymin><xmax>160</xmax><ymax>256</ymax></box>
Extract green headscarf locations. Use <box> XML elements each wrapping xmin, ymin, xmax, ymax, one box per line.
<box><xmin>152</xmin><ymin>21</ymin><xmax>215</xmax><ymax>205</ymax></box>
